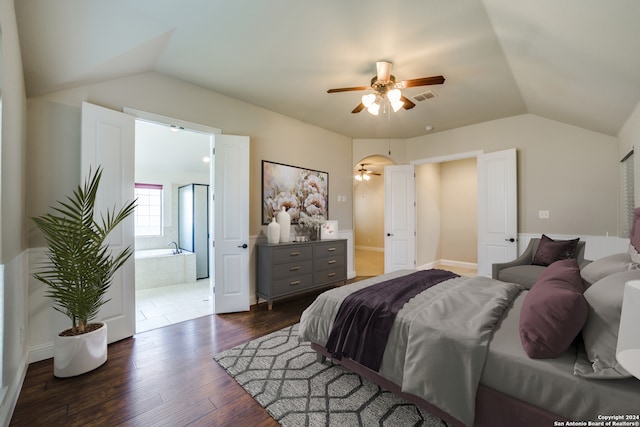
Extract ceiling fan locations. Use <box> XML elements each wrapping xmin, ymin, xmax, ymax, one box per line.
<box><xmin>328</xmin><ymin>61</ymin><xmax>445</xmax><ymax>115</ymax></box>
<box><xmin>355</xmin><ymin>163</ymin><xmax>381</xmax><ymax>181</ymax></box>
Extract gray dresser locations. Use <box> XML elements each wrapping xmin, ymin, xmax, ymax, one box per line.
<box><xmin>256</xmin><ymin>239</ymin><xmax>347</xmax><ymax>310</ymax></box>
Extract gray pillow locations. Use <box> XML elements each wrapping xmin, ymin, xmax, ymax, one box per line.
<box><xmin>574</xmin><ymin>269</ymin><xmax>640</xmax><ymax>379</ymax></box>
<box><xmin>580</xmin><ymin>253</ymin><xmax>632</xmax><ymax>287</ymax></box>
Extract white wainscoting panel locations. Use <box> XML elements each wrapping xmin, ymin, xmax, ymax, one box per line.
<box><xmin>517</xmin><ymin>233</ymin><xmax>629</xmax><ymax>261</ymax></box>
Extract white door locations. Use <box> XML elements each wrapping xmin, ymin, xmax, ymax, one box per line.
<box><xmin>477</xmin><ymin>148</ymin><xmax>518</xmax><ymax>277</ymax></box>
<box><xmin>81</xmin><ymin>102</ymin><xmax>136</xmax><ymax>343</ymax></box>
<box><xmin>384</xmin><ymin>165</ymin><xmax>416</xmax><ymax>273</ymax></box>
<box><xmin>212</xmin><ymin>134</ymin><xmax>250</xmax><ymax>313</ymax></box>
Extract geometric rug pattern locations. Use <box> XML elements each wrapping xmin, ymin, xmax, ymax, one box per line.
<box><xmin>213</xmin><ymin>324</ymin><xmax>446</xmax><ymax>427</ymax></box>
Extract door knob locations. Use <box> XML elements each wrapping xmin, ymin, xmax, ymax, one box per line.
<box><xmin>505</xmin><ymin>238</ymin><xmax>515</xmax><ymax>243</ymax></box>
<box><xmin>387</xmin><ymin>233</ymin><xmax>393</xmax><ymax>237</ymax></box>
<box><xmin>238</xmin><ymin>243</ymin><xmax>248</xmax><ymax>249</ymax></box>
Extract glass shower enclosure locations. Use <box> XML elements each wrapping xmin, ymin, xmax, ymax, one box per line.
<box><xmin>178</xmin><ymin>183</ymin><xmax>210</xmax><ymax>279</ymax></box>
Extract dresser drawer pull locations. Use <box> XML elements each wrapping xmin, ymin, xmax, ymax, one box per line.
<box><xmin>289</xmin><ymin>266</ymin><xmax>301</xmax><ymax>271</ymax></box>
<box><xmin>327</xmin><ymin>260</ymin><xmax>336</xmax><ymax>264</ymax></box>
<box><xmin>327</xmin><ymin>247</ymin><xmax>336</xmax><ymax>252</ymax></box>
<box><xmin>290</xmin><ymin>280</ymin><xmax>301</xmax><ymax>286</ymax></box>
<box><xmin>289</xmin><ymin>251</ymin><xmax>301</xmax><ymax>256</ymax></box>
<box><xmin>327</xmin><ymin>272</ymin><xmax>336</xmax><ymax>277</ymax></box>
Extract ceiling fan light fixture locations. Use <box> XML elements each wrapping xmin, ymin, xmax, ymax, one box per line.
<box><xmin>367</xmin><ymin>102</ymin><xmax>380</xmax><ymax>115</ymax></box>
<box><xmin>390</xmin><ymin>98</ymin><xmax>404</xmax><ymax>112</ymax></box>
<box><xmin>387</xmin><ymin>88</ymin><xmax>401</xmax><ymax>101</ymax></box>
<box><xmin>362</xmin><ymin>93</ymin><xmax>377</xmax><ymax>108</ymax></box>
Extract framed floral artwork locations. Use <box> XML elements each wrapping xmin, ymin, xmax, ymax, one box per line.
<box><xmin>262</xmin><ymin>160</ymin><xmax>329</xmax><ymax>224</ymax></box>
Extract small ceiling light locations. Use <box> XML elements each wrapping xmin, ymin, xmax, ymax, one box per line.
<box><xmin>367</xmin><ymin>101</ymin><xmax>380</xmax><ymax>116</ymax></box>
<box><xmin>170</xmin><ymin>125</ymin><xmax>180</xmax><ymax>132</ymax></box>
<box><xmin>202</xmin><ymin>156</ymin><xmax>211</xmax><ymax>163</ymax></box>
<box><xmin>425</xmin><ymin>125</ymin><xmax>434</xmax><ymax>131</ymax></box>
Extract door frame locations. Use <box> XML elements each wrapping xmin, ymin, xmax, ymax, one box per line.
<box><xmin>410</xmin><ymin>149</ymin><xmax>518</xmax><ymax>276</ymax></box>
<box><xmin>123</xmin><ymin>107</ymin><xmax>225</xmax><ymax>317</ymax></box>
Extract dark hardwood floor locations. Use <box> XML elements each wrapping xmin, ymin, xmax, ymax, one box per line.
<box><xmin>10</xmin><ymin>280</ymin><xmax>368</xmax><ymax>427</ymax></box>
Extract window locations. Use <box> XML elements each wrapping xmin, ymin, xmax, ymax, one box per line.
<box><xmin>620</xmin><ymin>150</ymin><xmax>635</xmax><ymax>238</ymax></box>
<box><xmin>135</xmin><ymin>183</ymin><xmax>163</xmax><ymax>236</ymax></box>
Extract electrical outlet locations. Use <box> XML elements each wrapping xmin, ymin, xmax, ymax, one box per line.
<box><xmin>538</xmin><ymin>210</ymin><xmax>550</xmax><ymax>219</ymax></box>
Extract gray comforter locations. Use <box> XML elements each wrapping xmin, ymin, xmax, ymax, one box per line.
<box><xmin>299</xmin><ymin>270</ymin><xmax>523</xmax><ymax>427</ymax></box>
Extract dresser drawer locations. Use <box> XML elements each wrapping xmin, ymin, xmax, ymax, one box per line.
<box><xmin>272</xmin><ymin>274</ymin><xmax>314</xmax><ymax>296</ymax></box>
<box><xmin>273</xmin><ymin>260</ymin><xmax>313</xmax><ymax>280</ymax></box>
<box><xmin>271</xmin><ymin>245</ymin><xmax>313</xmax><ymax>264</ymax></box>
<box><xmin>314</xmin><ymin>268</ymin><xmax>346</xmax><ymax>286</ymax></box>
<box><xmin>313</xmin><ymin>255</ymin><xmax>346</xmax><ymax>272</ymax></box>
<box><xmin>314</xmin><ymin>241</ymin><xmax>345</xmax><ymax>257</ymax></box>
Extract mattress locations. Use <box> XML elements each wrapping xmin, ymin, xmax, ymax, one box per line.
<box><xmin>483</xmin><ymin>291</ymin><xmax>640</xmax><ymax>421</ymax></box>
<box><xmin>300</xmin><ymin>269</ymin><xmax>640</xmax><ymax>423</ymax></box>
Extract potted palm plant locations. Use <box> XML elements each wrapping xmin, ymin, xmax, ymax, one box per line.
<box><xmin>32</xmin><ymin>166</ymin><xmax>136</xmax><ymax>377</ymax></box>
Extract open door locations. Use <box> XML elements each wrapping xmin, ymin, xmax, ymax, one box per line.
<box><xmin>477</xmin><ymin>148</ymin><xmax>518</xmax><ymax>277</ymax></box>
<box><xmin>212</xmin><ymin>134</ymin><xmax>250</xmax><ymax>313</ymax></box>
<box><xmin>384</xmin><ymin>165</ymin><xmax>416</xmax><ymax>273</ymax></box>
<box><xmin>81</xmin><ymin>102</ymin><xmax>136</xmax><ymax>343</ymax></box>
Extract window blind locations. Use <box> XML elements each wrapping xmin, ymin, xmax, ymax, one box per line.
<box><xmin>620</xmin><ymin>150</ymin><xmax>635</xmax><ymax>238</ymax></box>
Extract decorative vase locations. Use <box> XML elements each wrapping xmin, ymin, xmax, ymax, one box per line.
<box><xmin>308</xmin><ymin>227</ymin><xmax>318</xmax><ymax>241</ymax></box>
<box><xmin>267</xmin><ymin>217</ymin><xmax>280</xmax><ymax>244</ymax></box>
<box><xmin>54</xmin><ymin>322</ymin><xmax>108</xmax><ymax>378</ymax></box>
<box><xmin>276</xmin><ymin>207</ymin><xmax>291</xmax><ymax>242</ymax></box>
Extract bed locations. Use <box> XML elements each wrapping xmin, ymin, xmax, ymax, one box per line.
<box><xmin>298</xmin><ymin>264</ymin><xmax>640</xmax><ymax>427</ymax></box>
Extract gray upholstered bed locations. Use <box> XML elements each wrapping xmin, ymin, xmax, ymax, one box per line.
<box><xmin>298</xmin><ymin>268</ymin><xmax>640</xmax><ymax>427</ymax></box>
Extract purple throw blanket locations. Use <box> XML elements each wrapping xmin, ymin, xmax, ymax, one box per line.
<box><xmin>325</xmin><ymin>269</ymin><xmax>459</xmax><ymax>372</ymax></box>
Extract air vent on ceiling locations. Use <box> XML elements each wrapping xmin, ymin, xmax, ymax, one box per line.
<box><xmin>412</xmin><ymin>90</ymin><xmax>437</xmax><ymax>102</ymax></box>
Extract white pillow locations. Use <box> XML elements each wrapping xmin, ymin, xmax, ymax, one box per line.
<box><xmin>580</xmin><ymin>253</ymin><xmax>632</xmax><ymax>287</ymax></box>
<box><xmin>574</xmin><ymin>270</ymin><xmax>640</xmax><ymax>379</ymax></box>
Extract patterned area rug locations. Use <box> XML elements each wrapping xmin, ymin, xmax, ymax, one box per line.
<box><xmin>213</xmin><ymin>324</ymin><xmax>446</xmax><ymax>427</ymax></box>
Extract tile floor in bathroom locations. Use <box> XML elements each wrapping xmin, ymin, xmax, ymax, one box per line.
<box><xmin>135</xmin><ymin>278</ymin><xmax>213</xmax><ymax>333</ymax></box>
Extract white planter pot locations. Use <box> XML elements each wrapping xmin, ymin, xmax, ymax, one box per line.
<box><xmin>54</xmin><ymin>323</ymin><xmax>108</xmax><ymax>378</ymax></box>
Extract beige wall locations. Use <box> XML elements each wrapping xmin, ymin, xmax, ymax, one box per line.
<box><xmin>440</xmin><ymin>159</ymin><xmax>477</xmax><ymax>263</ymax></box>
<box><xmin>416</xmin><ymin>159</ymin><xmax>477</xmax><ymax>266</ymax></box>
<box><xmin>25</xmin><ymin>72</ymin><xmax>354</xmax><ymax>247</ymax></box>
<box><xmin>407</xmin><ymin>114</ymin><xmax>619</xmax><ymax>236</ymax></box>
<box><xmin>1</xmin><ymin>0</ymin><xmax>29</xmax><ymax>422</ymax></box>
<box><xmin>416</xmin><ymin>163</ymin><xmax>442</xmax><ymax>264</ymax></box>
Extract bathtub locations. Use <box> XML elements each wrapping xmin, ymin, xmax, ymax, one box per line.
<box><xmin>134</xmin><ymin>249</ymin><xmax>197</xmax><ymax>289</ymax></box>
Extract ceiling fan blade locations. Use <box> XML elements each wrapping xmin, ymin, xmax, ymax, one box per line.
<box><xmin>328</xmin><ymin>86</ymin><xmax>370</xmax><ymax>93</ymax></box>
<box><xmin>367</xmin><ymin>171</ymin><xmax>381</xmax><ymax>176</ymax></box>
<box><xmin>351</xmin><ymin>103</ymin><xmax>365</xmax><ymax>114</ymax></box>
<box><xmin>401</xmin><ymin>95</ymin><xmax>416</xmax><ymax>110</ymax></box>
<box><xmin>399</xmin><ymin>75</ymin><xmax>445</xmax><ymax>88</ymax></box>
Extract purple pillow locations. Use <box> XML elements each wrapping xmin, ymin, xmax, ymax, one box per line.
<box><xmin>531</xmin><ymin>234</ymin><xmax>579</xmax><ymax>266</ymax></box>
<box><xmin>519</xmin><ymin>258</ymin><xmax>588</xmax><ymax>358</ymax></box>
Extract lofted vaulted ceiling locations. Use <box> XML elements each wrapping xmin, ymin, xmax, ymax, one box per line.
<box><xmin>14</xmin><ymin>0</ymin><xmax>640</xmax><ymax>139</ymax></box>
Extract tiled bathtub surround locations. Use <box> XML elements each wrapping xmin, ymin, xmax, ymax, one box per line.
<box><xmin>135</xmin><ymin>249</ymin><xmax>196</xmax><ymax>289</ymax></box>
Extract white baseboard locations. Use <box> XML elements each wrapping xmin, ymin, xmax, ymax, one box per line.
<box><xmin>355</xmin><ymin>245</ymin><xmax>384</xmax><ymax>252</ymax></box>
<box><xmin>417</xmin><ymin>259</ymin><xmax>478</xmax><ymax>271</ymax></box>
<box><xmin>0</xmin><ymin>353</ymin><xmax>28</xmax><ymax>427</ymax></box>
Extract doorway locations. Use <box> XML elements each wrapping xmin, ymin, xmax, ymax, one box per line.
<box><xmin>415</xmin><ymin>158</ymin><xmax>478</xmax><ymax>276</ymax></box>
<box><xmin>133</xmin><ymin>119</ymin><xmax>214</xmax><ymax>333</ymax></box>
<box><xmin>354</xmin><ymin>154</ymin><xmax>480</xmax><ymax>277</ymax></box>
<box><xmin>353</xmin><ymin>155</ymin><xmax>394</xmax><ymax>276</ymax></box>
